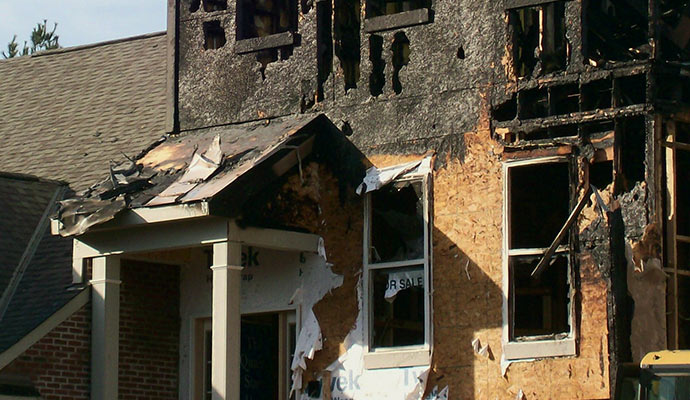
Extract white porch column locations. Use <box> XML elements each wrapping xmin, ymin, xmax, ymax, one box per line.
<box><xmin>91</xmin><ymin>256</ymin><xmax>121</xmax><ymax>400</ymax></box>
<box><xmin>211</xmin><ymin>241</ymin><xmax>243</xmax><ymax>400</ymax></box>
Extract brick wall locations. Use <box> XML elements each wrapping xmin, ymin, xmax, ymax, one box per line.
<box><xmin>2</xmin><ymin>303</ymin><xmax>91</xmax><ymax>399</ymax></box>
<box><xmin>119</xmin><ymin>260</ymin><xmax>180</xmax><ymax>400</ymax></box>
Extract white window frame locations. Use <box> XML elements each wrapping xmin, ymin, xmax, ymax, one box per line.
<box><xmin>502</xmin><ymin>156</ymin><xmax>577</xmax><ymax>361</ymax></box>
<box><xmin>362</xmin><ymin>165</ymin><xmax>432</xmax><ymax>369</ymax></box>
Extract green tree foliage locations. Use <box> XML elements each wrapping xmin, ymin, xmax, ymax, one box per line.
<box><xmin>3</xmin><ymin>20</ymin><xmax>60</xmax><ymax>59</ymax></box>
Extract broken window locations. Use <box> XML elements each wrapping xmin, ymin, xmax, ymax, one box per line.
<box><xmin>583</xmin><ymin>0</ymin><xmax>649</xmax><ymax>64</ymax></box>
<box><xmin>503</xmin><ymin>158</ymin><xmax>576</xmax><ymax>359</ymax></box>
<box><xmin>193</xmin><ymin>312</ymin><xmax>296</xmax><ymax>400</ymax></box>
<box><xmin>203</xmin><ymin>20</ymin><xmax>226</xmax><ymax>50</ymax></box>
<box><xmin>237</xmin><ymin>0</ymin><xmax>297</xmax><ymax>39</ymax></box>
<box><xmin>366</xmin><ymin>0</ymin><xmax>429</xmax><ymax>18</ymax></box>
<box><xmin>364</xmin><ymin>170</ymin><xmax>431</xmax><ymax>356</ymax></box>
<box><xmin>509</xmin><ymin>2</ymin><xmax>568</xmax><ymax>78</ymax></box>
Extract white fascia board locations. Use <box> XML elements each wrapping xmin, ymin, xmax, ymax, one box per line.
<box><xmin>73</xmin><ymin>216</ymin><xmax>229</xmax><ymax>259</ymax></box>
<box><xmin>0</xmin><ymin>289</ymin><xmax>90</xmax><ymax>370</ymax></box>
<box><xmin>51</xmin><ymin>202</ymin><xmax>211</xmax><ymax>236</ymax></box>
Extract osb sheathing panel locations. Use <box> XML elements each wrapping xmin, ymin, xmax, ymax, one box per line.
<box><xmin>369</xmin><ymin>134</ymin><xmax>610</xmax><ymax>399</ymax></box>
<box><xmin>260</xmin><ymin>138</ymin><xmax>611</xmax><ymax>398</ymax></box>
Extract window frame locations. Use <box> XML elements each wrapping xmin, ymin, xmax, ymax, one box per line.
<box><xmin>501</xmin><ymin>156</ymin><xmax>577</xmax><ymax>360</ymax></box>
<box><xmin>362</xmin><ymin>165</ymin><xmax>432</xmax><ymax>369</ymax></box>
<box><xmin>234</xmin><ymin>0</ymin><xmax>299</xmax><ymax>54</ymax></box>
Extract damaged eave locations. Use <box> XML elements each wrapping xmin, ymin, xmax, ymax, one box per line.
<box><xmin>50</xmin><ymin>201</ymin><xmax>211</xmax><ymax>235</ymax></box>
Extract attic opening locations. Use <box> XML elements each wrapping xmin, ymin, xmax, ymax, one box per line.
<box><xmin>335</xmin><ymin>0</ymin><xmax>361</xmax><ymax>91</ymax></box>
<box><xmin>237</xmin><ymin>0</ymin><xmax>297</xmax><ymax>40</ymax></box>
<box><xmin>366</xmin><ymin>0</ymin><xmax>430</xmax><ymax>18</ymax></box>
<box><xmin>203</xmin><ymin>21</ymin><xmax>226</xmax><ymax>50</ymax></box>
<box><xmin>392</xmin><ymin>32</ymin><xmax>410</xmax><ymax>95</ymax></box>
<box><xmin>583</xmin><ymin>0</ymin><xmax>649</xmax><ymax>64</ymax></box>
<box><xmin>506</xmin><ymin>160</ymin><xmax>573</xmax><ymax>342</ymax></box>
<box><xmin>509</xmin><ymin>2</ymin><xmax>568</xmax><ymax>79</ymax></box>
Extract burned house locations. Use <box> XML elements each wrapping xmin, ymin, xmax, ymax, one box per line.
<box><xmin>0</xmin><ymin>0</ymin><xmax>687</xmax><ymax>399</ymax></box>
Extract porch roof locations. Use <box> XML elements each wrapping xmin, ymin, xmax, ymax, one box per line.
<box><xmin>57</xmin><ymin>113</ymin><xmax>340</xmax><ymax>236</ymax></box>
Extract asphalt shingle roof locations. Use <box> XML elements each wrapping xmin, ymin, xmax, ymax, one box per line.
<box><xmin>0</xmin><ymin>173</ymin><xmax>75</xmax><ymax>354</ymax></box>
<box><xmin>0</xmin><ymin>32</ymin><xmax>168</xmax><ymax>192</ymax></box>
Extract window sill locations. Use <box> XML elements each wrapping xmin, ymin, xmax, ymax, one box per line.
<box><xmin>503</xmin><ymin>337</ymin><xmax>575</xmax><ymax>360</ymax></box>
<box><xmin>363</xmin><ymin>8</ymin><xmax>431</xmax><ymax>33</ymax></box>
<box><xmin>235</xmin><ymin>31</ymin><xmax>297</xmax><ymax>54</ymax></box>
<box><xmin>363</xmin><ymin>348</ymin><xmax>430</xmax><ymax>370</ymax></box>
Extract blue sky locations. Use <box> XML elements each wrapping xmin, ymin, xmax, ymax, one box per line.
<box><xmin>0</xmin><ymin>1</ymin><xmax>166</xmax><ymax>49</ymax></box>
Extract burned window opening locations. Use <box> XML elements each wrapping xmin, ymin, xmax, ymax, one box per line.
<box><xmin>518</xmin><ymin>87</ymin><xmax>548</xmax><ymax>119</ymax></box>
<box><xmin>614</xmin><ymin>74</ymin><xmax>647</xmax><ymax>107</ymax></box>
<box><xmin>237</xmin><ymin>0</ymin><xmax>297</xmax><ymax>40</ymax></box>
<box><xmin>190</xmin><ymin>0</ymin><xmax>201</xmax><ymax>12</ymax></box>
<box><xmin>590</xmin><ymin>160</ymin><xmax>614</xmax><ymax>189</ymax></box>
<box><xmin>659</xmin><ymin>0</ymin><xmax>690</xmax><ymax>61</ymax></box>
<box><xmin>505</xmin><ymin>159</ymin><xmax>574</xmax><ymax>346</ymax></box>
<box><xmin>551</xmin><ymin>83</ymin><xmax>579</xmax><ymax>115</ymax></box>
<box><xmin>581</xmin><ymin>78</ymin><xmax>613</xmax><ymax>111</ymax></box>
<box><xmin>371</xmin><ymin>181</ymin><xmax>424</xmax><ymax>262</ymax></box>
<box><xmin>335</xmin><ymin>0</ymin><xmax>361</xmax><ymax>91</ymax></box>
<box><xmin>392</xmin><ymin>32</ymin><xmax>410</xmax><ymax>95</ymax></box>
<box><xmin>366</xmin><ymin>0</ymin><xmax>430</xmax><ymax>19</ymax></box>
<box><xmin>616</xmin><ymin>116</ymin><xmax>646</xmax><ymax>192</ymax></box>
<box><xmin>509</xmin><ymin>2</ymin><xmax>568</xmax><ymax>79</ymax></box>
<box><xmin>203</xmin><ymin>20</ymin><xmax>227</xmax><ymax>50</ymax></box>
<box><xmin>204</xmin><ymin>0</ymin><xmax>227</xmax><ymax>12</ymax></box>
<box><xmin>369</xmin><ymin>35</ymin><xmax>385</xmax><ymax>96</ymax></box>
<box><xmin>583</xmin><ymin>0</ymin><xmax>649</xmax><ymax>64</ymax></box>
<box><xmin>493</xmin><ymin>93</ymin><xmax>517</xmax><ymax>122</ymax></box>
<box><xmin>317</xmin><ymin>0</ymin><xmax>333</xmax><ymax>101</ymax></box>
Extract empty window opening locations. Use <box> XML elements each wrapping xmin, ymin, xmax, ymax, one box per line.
<box><xmin>369</xmin><ymin>35</ymin><xmax>385</xmax><ymax>96</ymax></box>
<box><xmin>509</xmin><ymin>2</ymin><xmax>567</xmax><ymax>78</ymax></box>
<box><xmin>493</xmin><ymin>93</ymin><xmax>518</xmax><ymax>122</ymax></box>
<box><xmin>317</xmin><ymin>0</ymin><xmax>333</xmax><ymax>100</ymax></box>
<box><xmin>509</xmin><ymin>162</ymin><xmax>570</xmax><ymax>249</ymax></box>
<box><xmin>511</xmin><ymin>255</ymin><xmax>570</xmax><ymax>338</ymax></box>
<box><xmin>190</xmin><ymin>0</ymin><xmax>201</xmax><ymax>12</ymax></box>
<box><xmin>392</xmin><ymin>32</ymin><xmax>410</xmax><ymax>95</ymax></box>
<box><xmin>583</xmin><ymin>0</ymin><xmax>649</xmax><ymax>63</ymax></box>
<box><xmin>550</xmin><ymin>83</ymin><xmax>579</xmax><ymax>115</ymax></box>
<box><xmin>505</xmin><ymin>160</ymin><xmax>573</xmax><ymax>344</ymax></box>
<box><xmin>659</xmin><ymin>0</ymin><xmax>690</xmax><ymax>61</ymax></box>
<box><xmin>203</xmin><ymin>21</ymin><xmax>226</xmax><ymax>50</ymax></box>
<box><xmin>372</xmin><ymin>265</ymin><xmax>424</xmax><ymax>347</ymax></box>
<box><xmin>616</xmin><ymin>116</ymin><xmax>646</xmax><ymax>191</ymax></box>
<box><xmin>366</xmin><ymin>0</ymin><xmax>430</xmax><ymax>18</ymax></box>
<box><xmin>237</xmin><ymin>0</ymin><xmax>297</xmax><ymax>39</ymax></box>
<box><xmin>590</xmin><ymin>160</ymin><xmax>614</xmax><ymax>189</ymax></box>
<box><xmin>582</xmin><ymin>120</ymin><xmax>615</xmax><ymax>136</ymax></box>
<box><xmin>335</xmin><ymin>0</ymin><xmax>361</xmax><ymax>91</ymax></box>
<box><xmin>365</xmin><ymin>174</ymin><xmax>430</xmax><ymax>352</ymax></box>
<box><xmin>204</xmin><ymin>0</ymin><xmax>227</xmax><ymax>12</ymax></box>
<box><xmin>518</xmin><ymin>87</ymin><xmax>548</xmax><ymax>119</ymax></box>
<box><xmin>614</xmin><ymin>74</ymin><xmax>647</xmax><ymax>107</ymax></box>
<box><xmin>581</xmin><ymin>79</ymin><xmax>613</xmax><ymax>111</ymax></box>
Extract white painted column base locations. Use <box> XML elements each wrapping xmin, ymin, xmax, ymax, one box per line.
<box><xmin>211</xmin><ymin>241</ymin><xmax>243</xmax><ymax>400</ymax></box>
<box><xmin>91</xmin><ymin>256</ymin><xmax>121</xmax><ymax>400</ymax></box>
